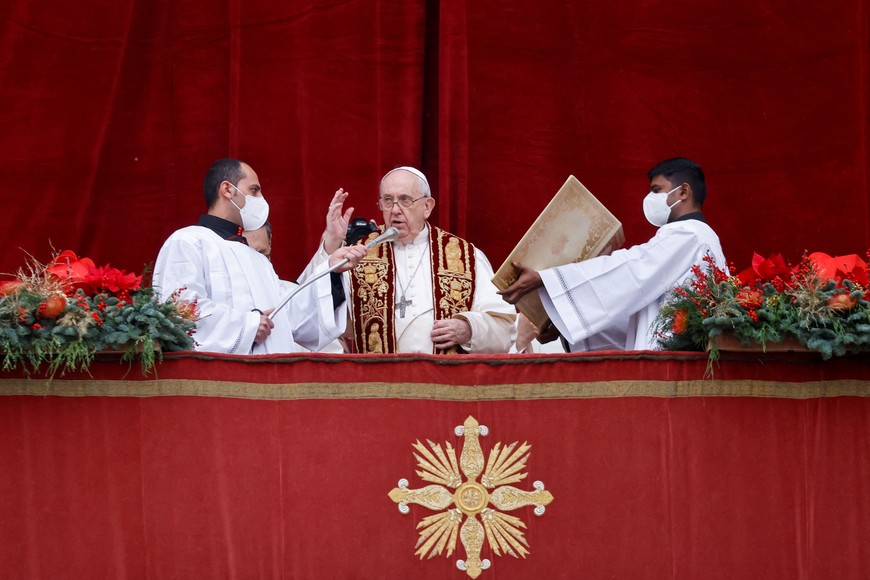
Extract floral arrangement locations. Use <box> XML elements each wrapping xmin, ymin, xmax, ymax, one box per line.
<box><xmin>0</xmin><ymin>250</ymin><xmax>197</xmax><ymax>375</ymax></box>
<box><xmin>655</xmin><ymin>251</ymin><xmax>870</xmax><ymax>360</ymax></box>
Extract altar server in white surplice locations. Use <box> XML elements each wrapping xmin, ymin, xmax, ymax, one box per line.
<box><xmin>500</xmin><ymin>158</ymin><xmax>727</xmax><ymax>352</ymax></box>
<box><xmin>153</xmin><ymin>159</ymin><xmax>367</xmax><ymax>354</ymax></box>
<box><xmin>309</xmin><ymin>167</ymin><xmax>516</xmax><ymax>353</ymax></box>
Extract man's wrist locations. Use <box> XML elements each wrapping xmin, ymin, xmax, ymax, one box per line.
<box><xmin>453</xmin><ymin>314</ymin><xmax>474</xmax><ymax>350</ymax></box>
<box><xmin>322</xmin><ymin>236</ymin><xmax>345</xmax><ymax>254</ymax></box>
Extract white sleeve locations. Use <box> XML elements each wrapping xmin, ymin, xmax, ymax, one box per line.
<box><xmin>282</xmin><ymin>259</ymin><xmax>349</xmax><ymax>352</ymax></box>
<box><xmin>539</xmin><ymin>227</ymin><xmax>715</xmax><ymax>347</ymax></box>
<box><xmin>295</xmin><ymin>241</ymin><xmax>331</xmax><ymax>283</ymax></box>
<box><xmin>153</xmin><ymin>236</ymin><xmax>258</xmax><ymax>354</ymax></box>
<box><xmin>454</xmin><ymin>248</ymin><xmax>517</xmax><ymax>353</ymax></box>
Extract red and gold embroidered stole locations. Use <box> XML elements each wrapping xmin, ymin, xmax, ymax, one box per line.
<box><xmin>349</xmin><ymin>225</ymin><xmax>476</xmax><ymax>354</ymax></box>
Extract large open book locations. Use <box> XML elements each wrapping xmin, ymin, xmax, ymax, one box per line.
<box><xmin>492</xmin><ymin>175</ymin><xmax>624</xmax><ymax>330</ymax></box>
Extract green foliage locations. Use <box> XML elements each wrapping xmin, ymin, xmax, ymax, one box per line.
<box><xmin>655</xmin><ymin>254</ymin><xmax>870</xmax><ymax>361</ymax></box>
<box><xmin>0</xmin><ymin>286</ymin><xmax>195</xmax><ymax>376</ymax></box>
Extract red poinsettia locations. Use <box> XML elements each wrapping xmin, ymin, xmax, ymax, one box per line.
<box><xmin>45</xmin><ymin>250</ymin><xmax>142</xmax><ymax>299</ymax></box>
<box><xmin>808</xmin><ymin>252</ymin><xmax>869</xmax><ymax>287</ymax></box>
<box><xmin>45</xmin><ymin>250</ymin><xmax>97</xmax><ymax>293</ymax></box>
<box><xmin>77</xmin><ymin>265</ymin><xmax>142</xmax><ymax>300</ymax></box>
<box><xmin>736</xmin><ymin>252</ymin><xmax>792</xmax><ymax>287</ymax></box>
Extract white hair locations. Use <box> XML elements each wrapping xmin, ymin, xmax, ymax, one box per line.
<box><xmin>380</xmin><ymin>166</ymin><xmax>431</xmax><ymax>197</ymax></box>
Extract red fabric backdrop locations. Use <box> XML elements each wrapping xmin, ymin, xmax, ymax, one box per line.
<box><xmin>1</xmin><ymin>1</ymin><xmax>868</xmax><ymax>279</ymax></box>
<box><xmin>1</xmin><ymin>352</ymin><xmax>870</xmax><ymax>578</ymax></box>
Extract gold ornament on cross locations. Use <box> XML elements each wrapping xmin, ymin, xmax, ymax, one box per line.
<box><xmin>388</xmin><ymin>416</ymin><xmax>554</xmax><ymax>578</ymax></box>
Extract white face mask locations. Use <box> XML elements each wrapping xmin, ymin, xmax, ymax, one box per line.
<box><xmin>229</xmin><ymin>183</ymin><xmax>270</xmax><ymax>231</ymax></box>
<box><xmin>643</xmin><ymin>185</ymin><xmax>682</xmax><ymax>227</ymax></box>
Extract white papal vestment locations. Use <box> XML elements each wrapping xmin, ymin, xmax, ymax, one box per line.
<box><xmin>538</xmin><ymin>218</ymin><xmax>726</xmax><ymax>351</ymax></box>
<box><xmin>389</xmin><ymin>226</ymin><xmax>516</xmax><ymax>353</ymax></box>
<box><xmin>307</xmin><ymin>224</ymin><xmax>516</xmax><ymax>353</ymax></box>
<box><xmin>153</xmin><ymin>226</ymin><xmax>346</xmax><ymax>354</ymax></box>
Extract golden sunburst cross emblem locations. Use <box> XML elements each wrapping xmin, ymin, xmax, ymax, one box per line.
<box><xmin>388</xmin><ymin>416</ymin><xmax>554</xmax><ymax>578</ymax></box>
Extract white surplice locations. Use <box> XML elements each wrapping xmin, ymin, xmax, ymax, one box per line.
<box><xmin>153</xmin><ymin>226</ymin><xmax>346</xmax><ymax>354</ymax></box>
<box><xmin>538</xmin><ymin>218</ymin><xmax>726</xmax><ymax>351</ymax></box>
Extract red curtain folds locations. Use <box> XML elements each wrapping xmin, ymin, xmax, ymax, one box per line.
<box><xmin>0</xmin><ymin>1</ymin><xmax>867</xmax><ymax>280</ymax></box>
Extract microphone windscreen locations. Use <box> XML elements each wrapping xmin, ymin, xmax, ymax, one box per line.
<box><xmin>380</xmin><ymin>227</ymin><xmax>400</xmax><ymax>243</ymax></box>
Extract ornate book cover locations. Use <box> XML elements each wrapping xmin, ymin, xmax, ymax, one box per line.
<box><xmin>492</xmin><ymin>175</ymin><xmax>625</xmax><ymax>330</ymax></box>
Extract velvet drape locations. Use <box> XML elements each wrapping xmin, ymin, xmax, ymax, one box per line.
<box><xmin>1</xmin><ymin>0</ymin><xmax>868</xmax><ymax>279</ymax></box>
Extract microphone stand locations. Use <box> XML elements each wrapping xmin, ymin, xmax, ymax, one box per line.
<box><xmin>268</xmin><ymin>227</ymin><xmax>399</xmax><ymax>320</ymax></box>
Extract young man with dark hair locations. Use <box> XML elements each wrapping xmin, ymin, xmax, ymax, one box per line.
<box><xmin>647</xmin><ymin>157</ymin><xmax>707</xmax><ymax>205</ymax></box>
<box><xmin>499</xmin><ymin>157</ymin><xmax>726</xmax><ymax>351</ymax></box>
<box><xmin>153</xmin><ymin>159</ymin><xmax>367</xmax><ymax>354</ymax></box>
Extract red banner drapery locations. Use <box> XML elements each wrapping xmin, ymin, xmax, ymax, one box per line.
<box><xmin>1</xmin><ymin>352</ymin><xmax>869</xmax><ymax>579</ymax></box>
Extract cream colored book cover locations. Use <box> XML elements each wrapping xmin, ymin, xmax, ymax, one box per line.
<box><xmin>492</xmin><ymin>175</ymin><xmax>625</xmax><ymax>330</ymax></box>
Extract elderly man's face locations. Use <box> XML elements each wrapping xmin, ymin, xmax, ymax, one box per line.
<box><xmin>245</xmin><ymin>225</ymin><xmax>271</xmax><ymax>260</ymax></box>
<box><xmin>379</xmin><ymin>170</ymin><xmax>435</xmax><ymax>243</ymax></box>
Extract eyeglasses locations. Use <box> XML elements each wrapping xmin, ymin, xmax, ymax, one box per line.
<box><xmin>377</xmin><ymin>195</ymin><xmax>427</xmax><ymax>210</ymax></box>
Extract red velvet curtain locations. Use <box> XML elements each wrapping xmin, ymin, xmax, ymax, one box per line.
<box><xmin>1</xmin><ymin>0</ymin><xmax>868</xmax><ymax>279</ymax></box>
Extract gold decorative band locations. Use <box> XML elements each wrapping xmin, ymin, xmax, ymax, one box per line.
<box><xmin>2</xmin><ymin>378</ymin><xmax>868</xmax><ymax>399</ymax></box>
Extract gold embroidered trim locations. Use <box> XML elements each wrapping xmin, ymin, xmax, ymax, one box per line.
<box><xmin>349</xmin><ymin>234</ymin><xmax>395</xmax><ymax>353</ymax></box>
<box><xmin>2</xmin><ymin>378</ymin><xmax>868</xmax><ymax>399</ymax></box>
<box><xmin>348</xmin><ymin>225</ymin><xmax>478</xmax><ymax>353</ymax></box>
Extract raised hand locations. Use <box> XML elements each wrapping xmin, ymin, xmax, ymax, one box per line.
<box><xmin>324</xmin><ymin>188</ymin><xmax>355</xmax><ymax>253</ymax></box>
